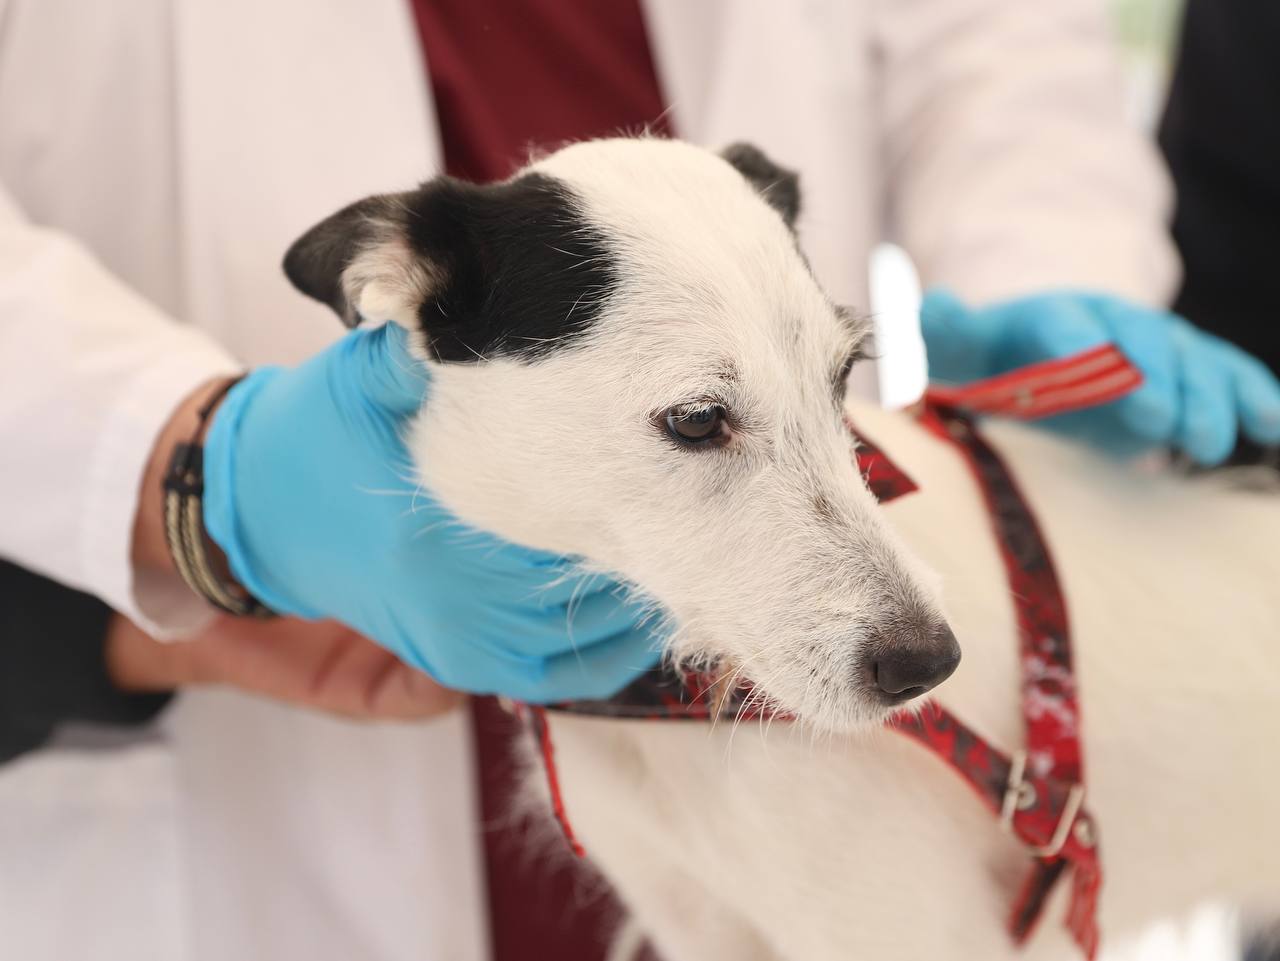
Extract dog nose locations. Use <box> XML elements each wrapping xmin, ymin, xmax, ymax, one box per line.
<box><xmin>869</xmin><ymin>623</ymin><xmax>961</xmax><ymax>702</ymax></box>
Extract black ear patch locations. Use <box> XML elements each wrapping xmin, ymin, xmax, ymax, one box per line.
<box><xmin>720</xmin><ymin>143</ymin><xmax>801</xmax><ymax>228</ymax></box>
<box><xmin>283</xmin><ymin>174</ymin><xmax>618</xmax><ymax>363</ymax></box>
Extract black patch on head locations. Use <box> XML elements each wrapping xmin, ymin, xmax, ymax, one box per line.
<box><xmin>284</xmin><ymin>173</ymin><xmax>618</xmax><ymax>363</ymax></box>
<box><xmin>405</xmin><ymin>175</ymin><xmax>617</xmax><ymax>362</ymax></box>
<box><xmin>720</xmin><ymin>142</ymin><xmax>801</xmax><ymax>228</ymax></box>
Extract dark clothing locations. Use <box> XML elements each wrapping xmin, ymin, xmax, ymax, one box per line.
<box><xmin>0</xmin><ymin>560</ymin><xmax>170</xmax><ymax>764</ymax></box>
<box><xmin>1165</xmin><ymin>19</ymin><xmax>1280</xmax><ymax>960</ymax></box>
<box><xmin>411</xmin><ymin>0</ymin><xmax>672</xmax><ymax>183</ymax></box>
<box><xmin>1159</xmin><ymin>0</ymin><xmax>1280</xmax><ymax>372</ymax></box>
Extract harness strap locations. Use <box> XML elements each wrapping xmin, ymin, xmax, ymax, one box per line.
<box><xmin>524</xmin><ymin>704</ymin><xmax>585</xmax><ymax>857</ymax></box>
<box><xmin>908</xmin><ymin>404</ymin><xmax>1101</xmax><ymax>957</ymax></box>
<box><xmin>530</xmin><ymin>345</ymin><xmax>1138</xmax><ymax>960</ymax></box>
<box><xmin>926</xmin><ymin>343</ymin><xmax>1140</xmax><ymax>420</ymax></box>
<box><xmin>889</xmin><ymin>703</ymin><xmax>1100</xmax><ymax>948</ymax></box>
<box><xmin>847</xmin><ymin>415</ymin><xmax>920</xmax><ymax>503</ymax></box>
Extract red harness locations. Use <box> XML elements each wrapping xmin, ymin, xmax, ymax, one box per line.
<box><xmin>525</xmin><ymin>344</ymin><xmax>1141</xmax><ymax>960</ymax></box>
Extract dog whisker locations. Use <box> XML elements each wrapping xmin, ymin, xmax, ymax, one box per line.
<box><xmin>354</xmin><ymin>486</ymin><xmax>421</xmax><ymax>498</ymax></box>
<box><xmin>725</xmin><ymin>661</ymin><xmax>787</xmax><ymax>761</ymax></box>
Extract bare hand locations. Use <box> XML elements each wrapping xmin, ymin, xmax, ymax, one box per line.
<box><xmin>105</xmin><ymin>613</ymin><xmax>463</xmax><ymax>720</ymax></box>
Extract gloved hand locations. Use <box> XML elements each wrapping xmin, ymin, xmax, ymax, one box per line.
<box><xmin>921</xmin><ymin>289</ymin><xmax>1280</xmax><ymax>465</ymax></box>
<box><xmin>202</xmin><ymin>323</ymin><xmax>660</xmax><ymax>702</ymax></box>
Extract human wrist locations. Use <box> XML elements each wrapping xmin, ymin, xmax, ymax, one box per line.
<box><xmin>131</xmin><ymin>378</ymin><xmax>236</xmax><ymax>574</ymax></box>
<box><xmin>165</xmin><ymin>373</ymin><xmax>280</xmax><ymax>616</ymax></box>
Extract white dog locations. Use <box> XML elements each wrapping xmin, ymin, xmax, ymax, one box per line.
<box><xmin>284</xmin><ymin>137</ymin><xmax>1280</xmax><ymax>961</ymax></box>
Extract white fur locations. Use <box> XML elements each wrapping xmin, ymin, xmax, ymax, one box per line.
<box><xmin>383</xmin><ymin>139</ymin><xmax>1279</xmax><ymax>959</ymax></box>
<box><xmin>344</xmin><ymin>218</ymin><xmax>439</xmax><ymax>329</ymax></box>
<box><xmin>411</xmin><ymin>139</ymin><xmax>945</xmax><ymax>728</ymax></box>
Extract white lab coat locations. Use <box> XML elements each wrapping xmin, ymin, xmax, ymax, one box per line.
<box><xmin>0</xmin><ymin>1</ymin><xmax>1176</xmax><ymax>958</ymax></box>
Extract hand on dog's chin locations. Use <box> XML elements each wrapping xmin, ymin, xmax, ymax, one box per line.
<box><xmin>106</xmin><ymin>613</ymin><xmax>463</xmax><ymax>720</ymax></box>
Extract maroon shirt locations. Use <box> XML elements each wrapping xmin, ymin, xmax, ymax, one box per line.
<box><xmin>405</xmin><ymin>3</ymin><xmax>672</xmax><ymax>959</ymax></box>
<box><xmin>412</xmin><ymin>0</ymin><xmax>672</xmax><ymax>182</ymax></box>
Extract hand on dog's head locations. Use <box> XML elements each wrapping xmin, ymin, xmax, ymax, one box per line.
<box><xmin>282</xmin><ymin>138</ymin><xmax>956</xmax><ymax>731</ymax></box>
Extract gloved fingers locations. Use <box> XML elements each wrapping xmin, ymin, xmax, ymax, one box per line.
<box><xmin>399</xmin><ymin>621</ymin><xmax>546</xmax><ymax>694</ymax></box>
<box><xmin>439</xmin><ymin>527</ymin><xmax>550</xmax><ymax>574</ymax></box>
<box><xmin>343</xmin><ymin>323</ymin><xmax>431</xmax><ymax>415</ymax></box>
<box><xmin>516</xmin><ymin>631</ymin><xmax>665</xmax><ymax>704</ymax></box>
<box><xmin>1175</xmin><ymin>344</ymin><xmax>1237</xmax><ymax>466</ymax></box>
<box><xmin>379</xmin><ymin>567</ymin><xmax>651</xmax><ymax>691</ymax></box>
<box><xmin>409</xmin><ymin>518</ymin><xmax>633</xmax><ymax>615</ymax></box>
<box><xmin>1214</xmin><ymin>339</ymin><xmax>1280</xmax><ymax>447</ymax></box>
<box><xmin>919</xmin><ymin>287</ymin><xmax>970</xmax><ymax>328</ymax></box>
<box><xmin>484</xmin><ymin>583</ymin><xmax>655</xmax><ymax>654</ymax></box>
<box><xmin>921</xmin><ymin>289</ymin><xmax>1106</xmax><ymax>382</ymax></box>
<box><xmin>498</xmin><ymin>553</ymin><xmax>635</xmax><ymax>610</ymax></box>
<box><xmin>426</xmin><ymin>521</ymin><xmax>579</xmax><ymax>585</ymax></box>
<box><xmin>385</xmin><ymin>616</ymin><xmax>585</xmax><ymax>701</ymax></box>
<box><xmin>920</xmin><ymin>288</ymin><xmax>991</xmax><ymax>384</ymax></box>
<box><xmin>424</xmin><ymin>616</ymin><xmax>661</xmax><ymax>703</ymax></box>
<box><xmin>1098</xmin><ymin>307</ymin><xmax>1180</xmax><ymax>442</ymax></box>
<box><xmin>1013</xmin><ymin>296</ymin><xmax>1109</xmax><ymax>363</ymax></box>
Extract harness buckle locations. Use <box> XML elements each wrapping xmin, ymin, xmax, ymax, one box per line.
<box><xmin>999</xmin><ymin>749</ymin><xmax>1088</xmax><ymax>859</ymax></box>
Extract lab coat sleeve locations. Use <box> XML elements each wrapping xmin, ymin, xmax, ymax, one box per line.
<box><xmin>0</xmin><ymin>183</ymin><xmax>242</xmax><ymax>635</ymax></box>
<box><xmin>873</xmin><ymin>0</ymin><xmax>1180</xmax><ymax>307</ymax></box>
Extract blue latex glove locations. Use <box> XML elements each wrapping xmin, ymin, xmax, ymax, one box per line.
<box><xmin>921</xmin><ymin>289</ymin><xmax>1280</xmax><ymax>465</ymax></box>
<box><xmin>203</xmin><ymin>324</ymin><xmax>661</xmax><ymax>702</ymax></box>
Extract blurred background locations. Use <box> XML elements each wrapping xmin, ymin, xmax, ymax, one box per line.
<box><xmin>1111</xmin><ymin>0</ymin><xmax>1183</xmax><ymax>121</ymax></box>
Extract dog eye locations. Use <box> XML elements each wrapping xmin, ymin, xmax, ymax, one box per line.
<box><xmin>664</xmin><ymin>405</ymin><xmax>727</xmax><ymax>445</ymax></box>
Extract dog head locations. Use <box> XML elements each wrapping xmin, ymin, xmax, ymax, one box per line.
<box><xmin>284</xmin><ymin>138</ymin><xmax>958</xmax><ymax>730</ymax></box>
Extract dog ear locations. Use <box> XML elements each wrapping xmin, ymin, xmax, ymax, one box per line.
<box><xmin>283</xmin><ymin>174</ymin><xmax>616</xmax><ymax>363</ymax></box>
<box><xmin>720</xmin><ymin>142</ymin><xmax>801</xmax><ymax>228</ymax></box>
<box><xmin>283</xmin><ymin>189</ymin><xmax>438</xmax><ymax>330</ymax></box>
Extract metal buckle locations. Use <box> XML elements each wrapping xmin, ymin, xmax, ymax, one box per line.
<box><xmin>999</xmin><ymin>750</ymin><xmax>1088</xmax><ymax>858</ymax></box>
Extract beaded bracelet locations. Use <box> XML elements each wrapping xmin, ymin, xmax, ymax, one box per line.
<box><xmin>162</xmin><ymin>377</ymin><xmax>274</xmax><ymax>618</ymax></box>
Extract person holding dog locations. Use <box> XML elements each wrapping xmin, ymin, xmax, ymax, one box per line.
<box><xmin>3</xmin><ymin>1</ymin><xmax>1280</xmax><ymax>960</ymax></box>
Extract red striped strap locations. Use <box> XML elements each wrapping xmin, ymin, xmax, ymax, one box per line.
<box><xmin>914</xmin><ymin>407</ymin><xmax>1101</xmax><ymax>958</ymax></box>
<box><xmin>925</xmin><ymin>344</ymin><xmax>1142</xmax><ymax>420</ymax></box>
